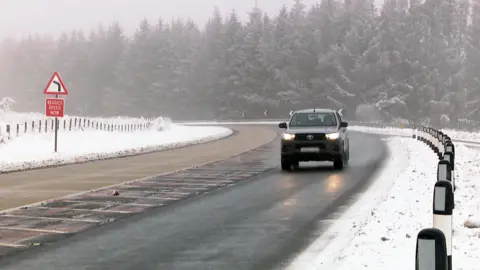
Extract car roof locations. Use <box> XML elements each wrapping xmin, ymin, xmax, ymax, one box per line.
<box><xmin>292</xmin><ymin>108</ymin><xmax>336</xmax><ymax>114</ymax></box>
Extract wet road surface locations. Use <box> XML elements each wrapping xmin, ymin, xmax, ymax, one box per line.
<box><xmin>0</xmin><ymin>131</ymin><xmax>386</xmax><ymax>270</ymax></box>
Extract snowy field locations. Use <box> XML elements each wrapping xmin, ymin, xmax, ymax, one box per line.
<box><xmin>287</xmin><ymin>137</ymin><xmax>480</xmax><ymax>270</ymax></box>
<box><xmin>0</xmin><ymin>114</ymin><xmax>232</xmax><ymax>172</ymax></box>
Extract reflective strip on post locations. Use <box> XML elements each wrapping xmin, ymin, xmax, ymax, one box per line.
<box><xmin>437</xmin><ymin>160</ymin><xmax>452</xmax><ymax>183</ymax></box>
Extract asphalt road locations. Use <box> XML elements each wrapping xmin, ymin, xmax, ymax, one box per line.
<box><xmin>0</xmin><ymin>126</ymin><xmax>276</xmax><ymax>211</ymax></box>
<box><xmin>0</xmin><ymin>131</ymin><xmax>386</xmax><ymax>270</ymax></box>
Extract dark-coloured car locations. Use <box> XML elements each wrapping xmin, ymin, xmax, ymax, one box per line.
<box><xmin>278</xmin><ymin>108</ymin><xmax>349</xmax><ymax>171</ymax></box>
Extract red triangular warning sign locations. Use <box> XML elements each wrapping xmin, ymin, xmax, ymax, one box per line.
<box><xmin>44</xmin><ymin>72</ymin><xmax>68</xmax><ymax>95</ymax></box>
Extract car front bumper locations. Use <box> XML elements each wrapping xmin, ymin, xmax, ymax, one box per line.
<box><xmin>281</xmin><ymin>139</ymin><xmax>343</xmax><ymax>162</ymax></box>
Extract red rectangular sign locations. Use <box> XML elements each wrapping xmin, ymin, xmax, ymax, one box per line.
<box><xmin>45</xmin><ymin>98</ymin><xmax>65</xmax><ymax>117</ymax></box>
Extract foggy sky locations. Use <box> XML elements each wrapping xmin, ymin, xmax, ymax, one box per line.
<box><xmin>0</xmin><ymin>0</ymin><xmax>384</xmax><ymax>39</ymax></box>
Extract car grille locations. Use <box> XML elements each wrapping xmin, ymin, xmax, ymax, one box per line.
<box><xmin>295</xmin><ymin>143</ymin><xmax>326</xmax><ymax>149</ymax></box>
<box><xmin>294</xmin><ymin>133</ymin><xmax>327</xmax><ymax>141</ymax></box>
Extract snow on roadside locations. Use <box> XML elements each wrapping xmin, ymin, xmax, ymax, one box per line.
<box><xmin>351</xmin><ymin>125</ymin><xmax>480</xmax><ymax>144</ymax></box>
<box><xmin>287</xmin><ymin>137</ymin><xmax>479</xmax><ymax>270</ymax></box>
<box><xmin>452</xmin><ymin>144</ymin><xmax>480</xmax><ymax>266</ymax></box>
<box><xmin>442</xmin><ymin>128</ymin><xmax>480</xmax><ymax>143</ymax></box>
<box><xmin>349</xmin><ymin>126</ymin><xmax>413</xmax><ymax>137</ymax></box>
<box><xmin>0</xmin><ymin>125</ymin><xmax>232</xmax><ymax>173</ymax></box>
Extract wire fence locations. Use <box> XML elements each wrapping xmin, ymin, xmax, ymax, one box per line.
<box><xmin>0</xmin><ymin>116</ymin><xmax>157</xmax><ymax>143</ymax></box>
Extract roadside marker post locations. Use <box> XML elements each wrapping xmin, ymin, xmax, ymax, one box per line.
<box><xmin>438</xmin><ymin>133</ymin><xmax>445</xmax><ymax>159</ymax></box>
<box><xmin>427</xmin><ymin>128</ymin><xmax>432</xmax><ymax>148</ymax></box>
<box><xmin>445</xmin><ymin>143</ymin><xmax>454</xmax><ymax>155</ymax></box>
<box><xmin>433</xmin><ymin>181</ymin><xmax>454</xmax><ymax>270</ymax></box>
<box><xmin>443</xmin><ymin>151</ymin><xmax>455</xmax><ymax>191</ymax></box>
<box><xmin>416</xmin><ymin>228</ymin><xmax>448</xmax><ymax>270</ymax></box>
<box><xmin>429</xmin><ymin>128</ymin><xmax>435</xmax><ymax>149</ymax></box>
<box><xmin>437</xmin><ymin>160</ymin><xmax>452</xmax><ymax>183</ymax></box>
<box><xmin>431</xmin><ymin>129</ymin><xmax>435</xmax><ymax>150</ymax></box>
<box><xmin>432</xmin><ymin>130</ymin><xmax>439</xmax><ymax>154</ymax></box>
<box><xmin>43</xmin><ymin>72</ymin><xmax>68</xmax><ymax>152</ymax></box>
<box><xmin>430</xmin><ymin>128</ymin><xmax>437</xmax><ymax>150</ymax></box>
<box><xmin>438</xmin><ymin>132</ymin><xmax>444</xmax><ymax>158</ymax></box>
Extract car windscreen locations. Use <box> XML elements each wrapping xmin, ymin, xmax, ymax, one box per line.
<box><xmin>289</xmin><ymin>112</ymin><xmax>337</xmax><ymax>127</ymax></box>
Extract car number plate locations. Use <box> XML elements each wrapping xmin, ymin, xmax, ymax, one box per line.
<box><xmin>301</xmin><ymin>147</ymin><xmax>320</xmax><ymax>153</ymax></box>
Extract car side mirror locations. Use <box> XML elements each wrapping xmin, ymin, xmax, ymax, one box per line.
<box><xmin>278</xmin><ymin>122</ymin><xmax>287</xmax><ymax>129</ymax></box>
<box><xmin>339</xmin><ymin>122</ymin><xmax>348</xmax><ymax>128</ymax></box>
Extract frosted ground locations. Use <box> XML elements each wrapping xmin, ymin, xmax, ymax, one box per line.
<box><xmin>288</xmin><ymin>137</ymin><xmax>480</xmax><ymax>270</ymax></box>
<box><xmin>0</xmin><ymin>111</ymin><xmax>232</xmax><ymax>172</ymax></box>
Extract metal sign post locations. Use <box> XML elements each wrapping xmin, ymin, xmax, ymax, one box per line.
<box><xmin>43</xmin><ymin>72</ymin><xmax>68</xmax><ymax>153</ymax></box>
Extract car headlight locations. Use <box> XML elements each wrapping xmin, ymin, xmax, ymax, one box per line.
<box><xmin>326</xmin><ymin>132</ymin><xmax>340</xmax><ymax>140</ymax></box>
<box><xmin>282</xmin><ymin>133</ymin><xmax>295</xmax><ymax>140</ymax></box>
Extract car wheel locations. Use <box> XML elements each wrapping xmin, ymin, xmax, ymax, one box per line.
<box><xmin>281</xmin><ymin>160</ymin><xmax>291</xmax><ymax>171</ymax></box>
<box><xmin>333</xmin><ymin>156</ymin><xmax>344</xmax><ymax>170</ymax></box>
<box><xmin>291</xmin><ymin>161</ymin><xmax>299</xmax><ymax>170</ymax></box>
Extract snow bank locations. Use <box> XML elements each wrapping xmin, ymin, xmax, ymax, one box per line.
<box><xmin>0</xmin><ymin>111</ymin><xmax>234</xmax><ymax>173</ymax></box>
<box><xmin>442</xmin><ymin>128</ymin><xmax>480</xmax><ymax>142</ymax></box>
<box><xmin>0</xmin><ymin>124</ymin><xmax>232</xmax><ymax>173</ymax></box>
<box><xmin>287</xmin><ymin>138</ymin><xmax>479</xmax><ymax>270</ymax></box>
<box><xmin>349</xmin><ymin>125</ymin><xmax>413</xmax><ymax>137</ymax></box>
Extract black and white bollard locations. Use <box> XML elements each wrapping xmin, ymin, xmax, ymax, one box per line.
<box><xmin>430</xmin><ymin>129</ymin><xmax>436</xmax><ymax>149</ymax></box>
<box><xmin>445</xmin><ymin>143</ymin><xmax>454</xmax><ymax>156</ymax></box>
<box><xmin>433</xmin><ymin>180</ymin><xmax>454</xmax><ymax>270</ymax></box>
<box><xmin>416</xmin><ymin>228</ymin><xmax>448</xmax><ymax>270</ymax></box>
<box><xmin>437</xmin><ymin>160</ymin><xmax>452</xmax><ymax>183</ymax></box>
<box><xmin>419</xmin><ymin>127</ymin><xmax>425</xmax><ymax>142</ymax></box>
<box><xmin>427</xmin><ymin>128</ymin><xmax>433</xmax><ymax>148</ymax></box>
<box><xmin>443</xmin><ymin>151</ymin><xmax>455</xmax><ymax>191</ymax></box>
<box><xmin>413</xmin><ymin>125</ymin><xmax>417</xmax><ymax>139</ymax></box>
<box><xmin>433</xmin><ymin>130</ymin><xmax>440</xmax><ymax>154</ymax></box>
<box><xmin>437</xmin><ymin>133</ymin><xmax>444</xmax><ymax>159</ymax></box>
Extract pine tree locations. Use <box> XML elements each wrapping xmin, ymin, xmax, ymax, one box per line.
<box><xmin>91</xmin><ymin>22</ymin><xmax>127</xmax><ymax>116</ymax></box>
<box><xmin>465</xmin><ymin>0</ymin><xmax>480</xmax><ymax>120</ymax></box>
<box><xmin>1</xmin><ymin>3</ymin><xmax>480</xmax><ymax>123</ymax></box>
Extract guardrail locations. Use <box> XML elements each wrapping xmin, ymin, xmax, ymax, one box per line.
<box><xmin>0</xmin><ymin>116</ymin><xmax>157</xmax><ymax>143</ymax></box>
<box><xmin>413</xmin><ymin>126</ymin><xmax>455</xmax><ymax>270</ymax></box>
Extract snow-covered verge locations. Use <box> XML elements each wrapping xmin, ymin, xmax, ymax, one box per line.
<box><xmin>0</xmin><ymin>111</ymin><xmax>238</xmax><ymax>172</ymax></box>
<box><xmin>0</xmin><ymin>122</ymin><xmax>232</xmax><ymax>173</ymax></box>
<box><xmin>349</xmin><ymin>125</ymin><xmax>413</xmax><ymax>137</ymax></box>
<box><xmin>287</xmin><ymin>137</ymin><xmax>479</xmax><ymax>270</ymax></box>
<box><xmin>441</xmin><ymin>128</ymin><xmax>480</xmax><ymax>142</ymax></box>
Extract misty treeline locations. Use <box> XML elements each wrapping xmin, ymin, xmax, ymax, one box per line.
<box><xmin>0</xmin><ymin>0</ymin><xmax>479</xmax><ymax>126</ymax></box>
